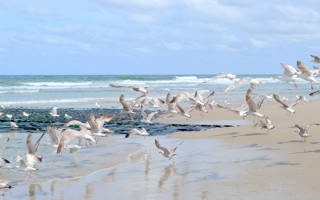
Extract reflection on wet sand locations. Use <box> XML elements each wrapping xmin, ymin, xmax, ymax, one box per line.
<box><xmin>28</xmin><ymin>184</ymin><xmax>43</xmax><ymax>200</ymax></box>
<box><xmin>103</xmin><ymin>168</ymin><xmax>116</xmax><ymax>183</ymax></box>
<box><xmin>83</xmin><ymin>183</ymin><xmax>93</xmax><ymax>200</ymax></box>
<box><xmin>158</xmin><ymin>166</ymin><xmax>177</xmax><ymax>189</ymax></box>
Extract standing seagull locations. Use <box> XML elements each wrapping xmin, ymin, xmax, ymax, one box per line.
<box><xmin>16</xmin><ymin>133</ymin><xmax>46</xmax><ymax>171</ymax></box>
<box><xmin>50</xmin><ymin>106</ymin><xmax>59</xmax><ymax>118</ymax></box>
<box><xmin>22</xmin><ymin>112</ymin><xmax>30</xmax><ymax>118</ymax></box>
<box><xmin>311</xmin><ymin>54</ymin><xmax>320</xmax><ymax>63</ymax></box>
<box><xmin>296</xmin><ymin>61</ymin><xmax>318</xmax><ymax>90</ymax></box>
<box><xmin>292</xmin><ymin>124</ymin><xmax>320</xmax><ymax>142</ymax></box>
<box><xmin>155</xmin><ymin>139</ymin><xmax>183</xmax><ymax>163</ymax></box>
<box><xmin>273</xmin><ymin>94</ymin><xmax>302</xmax><ymax>114</ymax></box>
<box><xmin>125</xmin><ymin>128</ymin><xmax>150</xmax><ymax>138</ymax></box>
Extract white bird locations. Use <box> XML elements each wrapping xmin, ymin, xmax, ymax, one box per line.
<box><xmin>0</xmin><ymin>105</ymin><xmax>6</xmax><ymax>110</ymax></box>
<box><xmin>0</xmin><ymin>180</ymin><xmax>12</xmax><ymax>189</ymax></box>
<box><xmin>50</xmin><ymin>106</ymin><xmax>59</xmax><ymax>118</ymax></box>
<box><xmin>216</xmin><ymin>104</ymin><xmax>248</xmax><ymax>118</ymax></box>
<box><xmin>22</xmin><ymin>112</ymin><xmax>30</xmax><ymax>118</ymax></box>
<box><xmin>154</xmin><ymin>139</ymin><xmax>183</xmax><ymax>161</ymax></box>
<box><xmin>273</xmin><ymin>94</ymin><xmax>302</xmax><ymax>114</ymax></box>
<box><xmin>10</xmin><ymin>122</ymin><xmax>18</xmax><ymax>129</ymax></box>
<box><xmin>6</xmin><ymin>114</ymin><xmax>12</xmax><ymax>120</ymax></box>
<box><xmin>125</xmin><ymin>127</ymin><xmax>150</xmax><ymax>138</ymax></box>
<box><xmin>95</xmin><ymin>102</ymin><xmax>102</xmax><ymax>108</ymax></box>
<box><xmin>224</xmin><ymin>77</ymin><xmax>261</xmax><ymax>93</ymax></box>
<box><xmin>193</xmin><ymin>91</ymin><xmax>215</xmax><ymax>113</ymax></box>
<box><xmin>274</xmin><ymin>63</ymin><xmax>299</xmax><ymax>88</ymax></box>
<box><xmin>64</xmin><ymin>113</ymin><xmax>72</xmax><ymax>120</ymax></box>
<box><xmin>110</xmin><ymin>84</ymin><xmax>149</xmax><ymax>96</ymax></box>
<box><xmin>176</xmin><ymin>104</ymin><xmax>194</xmax><ymax>118</ymax></box>
<box><xmin>296</xmin><ymin>61</ymin><xmax>318</xmax><ymax>90</ymax></box>
<box><xmin>87</xmin><ymin>113</ymin><xmax>115</xmax><ymax>135</ymax></box>
<box><xmin>57</xmin><ymin>129</ymin><xmax>96</xmax><ymax>154</ymax></box>
<box><xmin>46</xmin><ymin>125</ymin><xmax>62</xmax><ymax>146</ymax></box>
<box><xmin>211</xmin><ymin>72</ymin><xmax>236</xmax><ymax>81</ymax></box>
<box><xmin>171</xmin><ymin>91</ymin><xmax>204</xmax><ymax>106</ymax></box>
<box><xmin>16</xmin><ymin>133</ymin><xmax>45</xmax><ymax>171</ymax></box>
<box><xmin>166</xmin><ymin>92</ymin><xmax>178</xmax><ymax>113</ymax></box>
<box><xmin>119</xmin><ymin>94</ymin><xmax>143</xmax><ymax>119</ymax></box>
<box><xmin>292</xmin><ymin>124</ymin><xmax>320</xmax><ymax>142</ymax></box>
<box><xmin>140</xmin><ymin>105</ymin><xmax>159</xmax><ymax>123</ymax></box>
<box><xmin>149</xmin><ymin>97</ymin><xmax>165</xmax><ymax>108</ymax></box>
<box><xmin>245</xmin><ymin>89</ymin><xmax>265</xmax><ymax>118</ymax></box>
<box><xmin>255</xmin><ymin>117</ymin><xmax>275</xmax><ymax>131</ymax></box>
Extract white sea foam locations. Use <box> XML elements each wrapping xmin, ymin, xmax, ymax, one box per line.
<box><xmin>0</xmin><ymin>90</ymin><xmax>40</xmax><ymax>94</ymax></box>
<box><xmin>23</xmin><ymin>81</ymin><xmax>93</xmax><ymax>87</ymax></box>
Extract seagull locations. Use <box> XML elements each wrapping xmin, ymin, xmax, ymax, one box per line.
<box><xmin>87</xmin><ymin>113</ymin><xmax>115</xmax><ymax>135</ymax></box>
<box><xmin>311</xmin><ymin>54</ymin><xmax>320</xmax><ymax>63</ymax></box>
<box><xmin>50</xmin><ymin>106</ymin><xmax>59</xmax><ymax>118</ymax></box>
<box><xmin>309</xmin><ymin>90</ymin><xmax>320</xmax><ymax>96</ymax></box>
<box><xmin>211</xmin><ymin>72</ymin><xmax>236</xmax><ymax>81</ymax></box>
<box><xmin>193</xmin><ymin>91</ymin><xmax>215</xmax><ymax>113</ymax></box>
<box><xmin>22</xmin><ymin>112</ymin><xmax>30</xmax><ymax>118</ymax></box>
<box><xmin>149</xmin><ymin>97</ymin><xmax>165</xmax><ymax>108</ymax></box>
<box><xmin>292</xmin><ymin>124</ymin><xmax>320</xmax><ymax>142</ymax></box>
<box><xmin>255</xmin><ymin>117</ymin><xmax>275</xmax><ymax>131</ymax></box>
<box><xmin>119</xmin><ymin>94</ymin><xmax>142</xmax><ymax>119</ymax></box>
<box><xmin>140</xmin><ymin>105</ymin><xmax>159</xmax><ymax>123</ymax></box>
<box><xmin>62</xmin><ymin>120</ymin><xmax>91</xmax><ymax>129</ymax></box>
<box><xmin>16</xmin><ymin>133</ymin><xmax>46</xmax><ymax>171</ymax></box>
<box><xmin>0</xmin><ymin>180</ymin><xmax>12</xmax><ymax>189</ymax></box>
<box><xmin>245</xmin><ymin>89</ymin><xmax>265</xmax><ymax>118</ymax></box>
<box><xmin>176</xmin><ymin>104</ymin><xmax>194</xmax><ymax>118</ymax></box>
<box><xmin>6</xmin><ymin>114</ymin><xmax>12</xmax><ymax>120</ymax></box>
<box><xmin>166</xmin><ymin>92</ymin><xmax>178</xmax><ymax>113</ymax></box>
<box><xmin>46</xmin><ymin>125</ymin><xmax>62</xmax><ymax>146</ymax></box>
<box><xmin>274</xmin><ymin>63</ymin><xmax>299</xmax><ymax>88</ymax></box>
<box><xmin>171</xmin><ymin>91</ymin><xmax>204</xmax><ymax>106</ymax></box>
<box><xmin>95</xmin><ymin>102</ymin><xmax>102</xmax><ymax>108</ymax></box>
<box><xmin>273</xmin><ymin>94</ymin><xmax>302</xmax><ymax>114</ymax></box>
<box><xmin>296</xmin><ymin>61</ymin><xmax>318</xmax><ymax>90</ymax></box>
<box><xmin>0</xmin><ymin>112</ymin><xmax>3</xmax><ymax>116</ymax></box>
<box><xmin>154</xmin><ymin>139</ymin><xmax>183</xmax><ymax>162</ymax></box>
<box><xmin>64</xmin><ymin>113</ymin><xmax>72</xmax><ymax>120</ymax></box>
<box><xmin>312</xmin><ymin>65</ymin><xmax>320</xmax><ymax>77</ymax></box>
<box><xmin>57</xmin><ymin>128</ymin><xmax>96</xmax><ymax>154</ymax></box>
<box><xmin>10</xmin><ymin>122</ymin><xmax>18</xmax><ymax>129</ymax></box>
<box><xmin>0</xmin><ymin>105</ymin><xmax>6</xmax><ymax>110</ymax></box>
<box><xmin>224</xmin><ymin>77</ymin><xmax>261</xmax><ymax>93</ymax></box>
<box><xmin>110</xmin><ymin>84</ymin><xmax>149</xmax><ymax>96</ymax></box>
<box><xmin>0</xmin><ymin>137</ymin><xmax>11</xmax><ymax>164</ymax></box>
<box><xmin>216</xmin><ymin>104</ymin><xmax>248</xmax><ymax>118</ymax></box>
<box><xmin>125</xmin><ymin>128</ymin><xmax>150</xmax><ymax>138</ymax></box>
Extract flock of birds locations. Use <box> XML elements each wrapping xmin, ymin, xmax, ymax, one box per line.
<box><xmin>1</xmin><ymin>55</ymin><xmax>320</xmax><ymax>189</ymax></box>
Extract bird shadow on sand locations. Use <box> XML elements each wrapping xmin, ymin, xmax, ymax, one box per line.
<box><xmin>265</xmin><ymin>161</ymin><xmax>300</xmax><ymax>168</ymax></box>
<box><xmin>214</xmin><ymin>132</ymin><xmax>239</xmax><ymax>137</ymax></box>
<box><xmin>278</xmin><ymin>140</ymin><xmax>302</xmax><ymax>144</ymax></box>
<box><xmin>290</xmin><ymin>149</ymin><xmax>320</xmax><ymax>154</ymax></box>
<box><xmin>232</xmin><ymin>132</ymin><xmax>267</xmax><ymax>138</ymax></box>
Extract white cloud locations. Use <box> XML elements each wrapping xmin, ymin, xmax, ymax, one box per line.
<box><xmin>97</xmin><ymin>0</ymin><xmax>171</xmax><ymax>8</ymax></box>
<box><xmin>164</xmin><ymin>42</ymin><xmax>182</xmax><ymax>51</ymax></box>
<box><xmin>129</xmin><ymin>13</ymin><xmax>156</xmax><ymax>23</ymax></box>
<box><xmin>250</xmin><ymin>39</ymin><xmax>269</xmax><ymax>48</ymax></box>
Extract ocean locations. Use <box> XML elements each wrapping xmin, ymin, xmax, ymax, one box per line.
<box><xmin>0</xmin><ymin>75</ymin><xmax>318</xmax><ymax>108</ymax></box>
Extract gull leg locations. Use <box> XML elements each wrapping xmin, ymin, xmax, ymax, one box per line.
<box><xmin>294</xmin><ymin>83</ymin><xmax>298</xmax><ymax>88</ymax></box>
<box><xmin>311</xmin><ymin>83</ymin><xmax>314</xmax><ymax>90</ymax></box>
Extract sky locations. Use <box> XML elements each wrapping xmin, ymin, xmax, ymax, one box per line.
<box><xmin>0</xmin><ymin>0</ymin><xmax>320</xmax><ymax>75</ymax></box>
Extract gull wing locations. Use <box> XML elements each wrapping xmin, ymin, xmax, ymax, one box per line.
<box><xmin>203</xmin><ymin>91</ymin><xmax>215</xmax><ymax>105</ymax></box>
<box><xmin>47</xmin><ymin>126</ymin><xmax>60</xmax><ymax>145</ymax></box>
<box><xmin>273</xmin><ymin>94</ymin><xmax>288</xmax><ymax>107</ymax></box>
<box><xmin>246</xmin><ymin>89</ymin><xmax>257</xmax><ymax>112</ymax></box>
<box><xmin>166</xmin><ymin>92</ymin><xmax>172</xmax><ymax>104</ymax></box>
<box><xmin>119</xmin><ymin>94</ymin><xmax>131</xmax><ymax>110</ymax></box>
<box><xmin>170</xmin><ymin>141</ymin><xmax>184</xmax><ymax>153</ymax></box>
<box><xmin>224</xmin><ymin>77</ymin><xmax>252</xmax><ymax>93</ymax></box>
<box><xmin>194</xmin><ymin>91</ymin><xmax>204</xmax><ymax>102</ymax></box>
<box><xmin>281</xmin><ymin>63</ymin><xmax>298</xmax><ymax>76</ymax></box>
<box><xmin>309</xmin><ymin>90</ymin><xmax>320</xmax><ymax>96</ymax></box>
<box><xmin>176</xmin><ymin>104</ymin><xmax>185</xmax><ymax>114</ymax></box>
<box><xmin>297</xmin><ymin>61</ymin><xmax>312</xmax><ymax>75</ymax></box>
<box><xmin>26</xmin><ymin>134</ymin><xmax>35</xmax><ymax>154</ymax></box>
<box><xmin>140</xmin><ymin>105</ymin><xmax>147</xmax><ymax>119</ymax></box>
<box><xmin>109</xmin><ymin>84</ymin><xmax>126</xmax><ymax>88</ymax></box>
<box><xmin>62</xmin><ymin>120</ymin><xmax>88</xmax><ymax>129</ymax></box>
<box><xmin>311</xmin><ymin>55</ymin><xmax>320</xmax><ymax>63</ymax></box>
<box><xmin>146</xmin><ymin>110</ymin><xmax>159</xmax><ymax>122</ymax></box>
<box><xmin>34</xmin><ymin>132</ymin><xmax>46</xmax><ymax>153</ymax></box>
<box><xmin>290</xmin><ymin>96</ymin><xmax>302</xmax><ymax>108</ymax></box>
<box><xmin>155</xmin><ymin>139</ymin><xmax>170</xmax><ymax>155</ymax></box>
<box><xmin>257</xmin><ymin>97</ymin><xmax>266</xmax><ymax>110</ymax></box>
<box><xmin>211</xmin><ymin>73</ymin><xmax>226</xmax><ymax>81</ymax></box>
<box><xmin>97</xmin><ymin>114</ymin><xmax>115</xmax><ymax>123</ymax></box>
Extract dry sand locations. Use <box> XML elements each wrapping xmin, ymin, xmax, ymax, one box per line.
<box><xmin>154</xmin><ymin>99</ymin><xmax>320</xmax><ymax>199</ymax></box>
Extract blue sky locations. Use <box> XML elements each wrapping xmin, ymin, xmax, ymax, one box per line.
<box><xmin>0</xmin><ymin>0</ymin><xmax>319</xmax><ymax>75</ymax></box>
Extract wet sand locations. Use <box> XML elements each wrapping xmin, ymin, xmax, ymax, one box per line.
<box><xmin>1</xmin><ymin>99</ymin><xmax>320</xmax><ymax>199</ymax></box>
